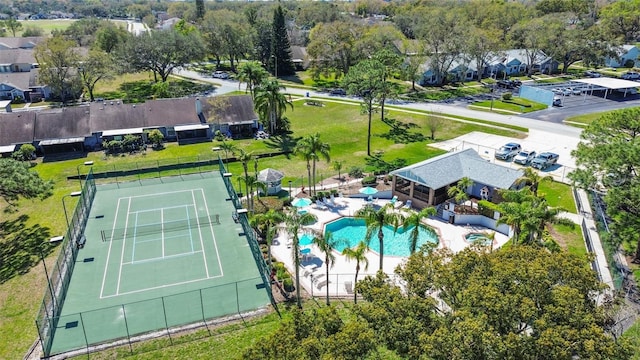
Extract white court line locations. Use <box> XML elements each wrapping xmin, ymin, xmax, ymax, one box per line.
<box><xmin>125</xmin><ymin>189</ymin><xmax>196</xmax><ymax>200</ymax></box>
<box><xmin>191</xmin><ymin>190</ymin><xmax>209</xmax><ymax>277</ymax></box>
<box><xmin>161</xmin><ymin>208</ymin><xmax>165</xmax><ymax>258</ymax></box>
<box><xmin>199</xmin><ymin>188</ymin><xmax>224</xmax><ymax>278</ymax></box>
<box><xmin>134</xmin><ymin>204</ymin><xmax>193</xmax><ymax>214</ymax></box>
<box><xmin>100</xmin><ymin>274</ymin><xmax>223</xmax><ymax>299</ymax></box>
<box><xmin>123</xmin><ymin>250</ymin><xmax>202</xmax><ymax>265</ymax></box>
<box><xmin>186</xmin><ymin>204</ymin><xmax>195</xmax><ymax>253</ymax></box>
<box><xmin>131</xmin><ymin>211</ymin><xmax>139</xmax><ymax>263</ymax></box>
<box><xmin>100</xmin><ymin>197</ymin><xmax>123</xmax><ymax>298</ymax></box>
<box><xmin>115</xmin><ymin>198</ymin><xmax>133</xmax><ymax>295</ymax></box>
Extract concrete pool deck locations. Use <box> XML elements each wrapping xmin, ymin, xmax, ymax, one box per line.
<box><xmin>270</xmin><ymin>197</ymin><xmax>510</xmax><ymax>298</ymax></box>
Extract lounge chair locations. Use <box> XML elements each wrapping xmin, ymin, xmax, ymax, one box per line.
<box><xmin>390</xmin><ymin>195</ymin><xmax>398</xmax><ymax>205</ymax></box>
<box><xmin>394</xmin><ymin>200</ymin><xmax>404</xmax><ymax>209</ymax></box>
<box><xmin>316</xmin><ymin>279</ymin><xmax>329</xmax><ymax>290</ymax></box>
<box><xmin>329</xmin><ymin>194</ymin><xmax>337</xmax><ymax>205</ymax></box>
<box><xmin>315</xmin><ymin>200</ymin><xmax>328</xmax><ymax>210</ymax></box>
<box><xmin>344</xmin><ymin>281</ymin><xmax>353</xmax><ymax>294</ymax></box>
<box><xmin>404</xmin><ymin>200</ymin><xmax>413</xmax><ymax>209</ymax></box>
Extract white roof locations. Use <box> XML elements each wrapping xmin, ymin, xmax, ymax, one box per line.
<box><xmin>101</xmin><ymin>127</ymin><xmax>144</xmax><ymax>136</ymax></box>
<box><xmin>39</xmin><ymin>137</ymin><xmax>85</xmax><ymax>146</ymax></box>
<box><xmin>0</xmin><ymin>100</ymin><xmax>11</xmax><ymax>107</ymax></box>
<box><xmin>174</xmin><ymin>124</ymin><xmax>209</xmax><ymax>131</ymax></box>
<box><xmin>0</xmin><ymin>144</ymin><xmax>15</xmax><ymax>153</ymax></box>
<box><xmin>574</xmin><ymin>78</ymin><xmax>640</xmax><ymax>89</ymax></box>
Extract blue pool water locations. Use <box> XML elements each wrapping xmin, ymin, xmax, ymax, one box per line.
<box><xmin>465</xmin><ymin>233</ymin><xmax>492</xmax><ymax>246</ymax></box>
<box><xmin>325</xmin><ymin>217</ymin><xmax>439</xmax><ymax>257</ymax></box>
<box><xmin>299</xmin><ymin>233</ymin><xmax>314</xmax><ymax>246</ymax></box>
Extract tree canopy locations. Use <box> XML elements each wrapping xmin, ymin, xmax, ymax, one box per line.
<box><xmin>0</xmin><ymin>159</ymin><xmax>53</xmax><ymax>207</ymax></box>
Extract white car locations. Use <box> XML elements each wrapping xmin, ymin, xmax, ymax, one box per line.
<box><xmin>212</xmin><ymin>71</ymin><xmax>230</xmax><ymax>79</ymax></box>
<box><xmin>513</xmin><ymin>150</ymin><xmax>537</xmax><ymax>165</ymax></box>
<box><xmin>621</xmin><ymin>72</ymin><xmax>640</xmax><ymax>80</ymax></box>
<box><xmin>571</xmin><ymin>87</ymin><xmax>583</xmax><ymax>95</ymax></box>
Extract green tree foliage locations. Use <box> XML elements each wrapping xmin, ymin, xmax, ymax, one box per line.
<box><xmin>195</xmin><ymin>0</ymin><xmax>205</xmax><ymax>21</ymax></box>
<box><xmin>3</xmin><ymin>18</ymin><xmax>22</xmax><ymax>37</ymax></box>
<box><xmin>200</xmin><ymin>10</ymin><xmax>255</xmax><ymax>71</ymax></box>
<box><xmin>78</xmin><ymin>50</ymin><xmax>115</xmax><ymax>102</ymax></box>
<box><xmin>11</xmin><ymin>144</ymin><xmax>35</xmax><ymax>162</ymax></box>
<box><xmin>21</xmin><ymin>26</ymin><xmax>43</xmax><ymax>37</ymax></box>
<box><xmin>508</xmin><ymin>17</ymin><xmax>555</xmax><ymax>76</ymax></box>
<box><xmin>371</xmin><ymin>245</ymin><xmax>632</xmax><ymax>359</ymax></box>
<box><xmin>307</xmin><ymin>21</ymin><xmax>365</xmax><ymax>78</ymax></box>
<box><xmin>62</xmin><ymin>18</ymin><xmax>102</xmax><ymax>47</ymax></box>
<box><xmin>356</xmin><ymin>203</ymin><xmax>404</xmax><ymax>271</ymax></box>
<box><xmin>464</xmin><ymin>26</ymin><xmax>502</xmax><ymax>80</ymax></box>
<box><xmin>342</xmin><ymin>59</ymin><xmax>385</xmax><ymax>156</ymax></box>
<box><xmin>94</xmin><ymin>22</ymin><xmax>129</xmax><ymax>53</ymax></box>
<box><xmin>116</xmin><ymin>29</ymin><xmax>205</xmax><ymax>82</ymax></box>
<box><xmin>402</xmin><ymin>207</ymin><xmax>436</xmax><ymax>254</ymax></box>
<box><xmin>236</xmin><ymin>61</ymin><xmax>269</xmax><ymax>100</ymax></box>
<box><xmin>34</xmin><ymin>35</ymin><xmax>82</xmax><ymax>103</ymax></box>
<box><xmin>311</xmin><ymin>230</ymin><xmax>338</xmax><ymax>305</ymax></box>
<box><xmin>270</xmin><ymin>5</ymin><xmax>295</xmax><ymax>77</ymax></box>
<box><xmin>146</xmin><ymin>129</ymin><xmax>164</xmax><ymax>149</ymax></box>
<box><xmin>294</xmin><ymin>133</ymin><xmax>330</xmax><ymax>196</ymax></box>
<box><xmin>253</xmin><ymin>79</ymin><xmax>293</xmax><ymax>135</ymax></box>
<box><xmin>570</xmin><ymin>108</ymin><xmax>640</xmax><ymax>263</ymax></box>
<box><xmin>284</xmin><ymin>209</ymin><xmax>317</xmax><ymax>308</ymax></box>
<box><xmin>0</xmin><ymin>159</ymin><xmax>53</xmax><ymax>207</ymax></box>
<box><xmin>599</xmin><ymin>0</ymin><xmax>640</xmax><ymax>43</ymax></box>
<box><xmin>341</xmin><ymin>241</ymin><xmax>369</xmax><ymax>303</ymax></box>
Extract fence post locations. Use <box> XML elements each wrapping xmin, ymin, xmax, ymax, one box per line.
<box><xmin>199</xmin><ymin>289</ymin><xmax>210</xmax><ymax>336</ymax></box>
<box><xmin>120</xmin><ymin>305</ymin><xmax>134</xmax><ymax>354</ymax></box>
<box><xmin>78</xmin><ymin>312</ymin><xmax>91</xmax><ymax>355</ymax></box>
<box><xmin>160</xmin><ymin>297</ymin><xmax>173</xmax><ymax>345</ymax></box>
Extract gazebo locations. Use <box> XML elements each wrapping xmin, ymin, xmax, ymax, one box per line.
<box><xmin>258</xmin><ymin>168</ymin><xmax>284</xmax><ymax>195</ymax></box>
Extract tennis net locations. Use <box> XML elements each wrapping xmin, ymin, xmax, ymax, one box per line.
<box><xmin>101</xmin><ymin>214</ymin><xmax>220</xmax><ymax>241</ymax></box>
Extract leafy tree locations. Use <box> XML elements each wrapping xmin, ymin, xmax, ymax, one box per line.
<box><xmin>195</xmin><ymin>0</ymin><xmax>205</xmax><ymax>20</ymax></box>
<box><xmin>295</xmin><ymin>133</ymin><xmax>330</xmax><ymax>196</ymax></box>
<box><xmin>507</xmin><ymin>17</ymin><xmax>553</xmax><ymax>76</ymax></box>
<box><xmin>0</xmin><ymin>159</ymin><xmax>53</xmax><ymax>207</ymax></box>
<box><xmin>62</xmin><ymin>17</ymin><xmax>102</xmax><ymax>47</ymax></box>
<box><xmin>3</xmin><ymin>18</ymin><xmax>22</xmax><ymax>37</ymax></box>
<box><xmin>146</xmin><ymin>129</ymin><xmax>164</xmax><ymax>149</ymax></box>
<box><xmin>240</xmin><ymin>175</ymin><xmax>263</xmax><ymax>212</ymax></box>
<box><xmin>12</xmin><ymin>144</ymin><xmax>35</xmax><ymax>162</ymax></box>
<box><xmin>356</xmin><ymin>203</ymin><xmax>404</xmax><ymax>271</ymax></box>
<box><xmin>94</xmin><ymin>22</ymin><xmax>129</xmax><ymax>53</ymax></box>
<box><xmin>342</xmin><ymin>59</ymin><xmax>385</xmax><ymax>156</ymax></box>
<box><xmin>284</xmin><ymin>209</ymin><xmax>317</xmax><ymax>308</ymax></box>
<box><xmin>307</xmin><ymin>21</ymin><xmax>365</xmax><ymax>78</ymax></box>
<box><xmin>570</xmin><ymin>108</ymin><xmax>640</xmax><ymax>263</ymax></box>
<box><xmin>426</xmin><ymin>113</ymin><xmax>443</xmax><ymax>140</ymax></box>
<box><xmin>116</xmin><ymin>29</ymin><xmax>205</xmax><ymax>82</ymax></box>
<box><xmin>254</xmin><ymin>79</ymin><xmax>293</xmax><ymax>134</ymax></box>
<box><xmin>78</xmin><ymin>50</ymin><xmax>115</xmax><ymax>102</ymax></box>
<box><xmin>341</xmin><ymin>240</ymin><xmax>369</xmax><ymax>303</ymax></box>
<box><xmin>236</xmin><ymin>61</ymin><xmax>269</xmax><ymax>100</ymax></box>
<box><xmin>293</xmin><ymin>141</ymin><xmax>313</xmax><ymax>196</ymax></box>
<box><xmin>599</xmin><ymin>0</ymin><xmax>640</xmax><ymax>43</ymax></box>
<box><xmin>372</xmin><ymin>49</ymin><xmax>403</xmax><ymax>122</ymax></box>
<box><xmin>311</xmin><ymin>230</ymin><xmax>338</xmax><ymax>305</ymax></box>
<box><xmin>206</xmin><ymin>96</ymin><xmax>231</xmax><ymax>130</ymax></box>
<box><xmin>21</xmin><ymin>26</ymin><xmax>43</xmax><ymax>37</ymax></box>
<box><xmin>270</xmin><ymin>5</ymin><xmax>295</xmax><ymax>77</ymax></box>
<box><xmin>34</xmin><ymin>35</ymin><xmax>82</xmax><ymax>103</ymax></box>
<box><xmin>200</xmin><ymin>10</ymin><xmax>255</xmax><ymax>72</ymax></box>
<box><xmin>236</xmin><ymin>149</ymin><xmax>254</xmax><ymax>198</ymax></box>
<box><xmin>250</xmin><ymin>209</ymin><xmax>284</xmax><ymax>269</ymax></box>
<box><xmin>402</xmin><ymin>207</ymin><xmax>436</xmax><ymax>254</ymax></box>
<box><xmin>464</xmin><ymin>26</ymin><xmax>502</xmax><ymax>81</ymax></box>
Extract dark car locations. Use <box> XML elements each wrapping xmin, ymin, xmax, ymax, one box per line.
<box><xmin>329</xmin><ymin>88</ymin><xmax>347</xmax><ymax>96</ymax></box>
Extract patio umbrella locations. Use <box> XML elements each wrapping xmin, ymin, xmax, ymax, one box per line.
<box><xmin>292</xmin><ymin>197</ymin><xmax>312</xmax><ymax>208</ymax></box>
<box><xmin>359</xmin><ymin>186</ymin><xmax>378</xmax><ymax>196</ymax></box>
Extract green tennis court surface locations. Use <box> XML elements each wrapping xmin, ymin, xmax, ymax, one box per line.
<box><xmin>49</xmin><ymin>173</ymin><xmax>269</xmax><ymax>355</ymax></box>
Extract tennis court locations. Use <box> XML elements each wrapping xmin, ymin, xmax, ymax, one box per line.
<box><xmin>46</xmin><ymin>172</ymin><xmax>270</xmax><ymax>356</ymax></box>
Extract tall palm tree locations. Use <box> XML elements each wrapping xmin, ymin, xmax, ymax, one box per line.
<box><xmin>356</xmin><ymin>203</ymin><xmax>404</xmax><ymax>271</ymax></box>
<box><xmin>293</xmin><ymin>141</ymin><xmax>313</xmax><ymax>195</ymax></box>
<box><xmin>296</xmin><ymin>133</ymin><xmax>331</xmax><ymax>196</ymax></box>
<box><xmin>402</xmin><ymin>207</ymin><xmax>436</xmax><ymax>254</ymax></box>
<box><xmin>254</xmin><ymin>79</ymin><xmax>293</xmax><ymax>135</ymax></box>
<box><xmin>236</xmin><ymin>60</ymin><xmax>268</xmax><ymax>100</ymax></box>
<box><xmin>236</xmin><ymin>149</ymin><xmax>253</xmax><ymax>197</ymax></box>
<box><xmin>495</xmin><ymin>201</ymin><xmax>530</xmax><ymax>245</ymax></box>
<box><xmin>447</xmin><ymin>177</ymin><xmax>474</xmax><ymax>212</ymax></box>
<box><xmin>312</xmin><ymin>230</ymin><xmax>338</xmax><ymax>306</ymax></box>
<box><xmin>284</xmin><ymin>209</ymin><xmax>317</xmax><ymax>308</ymax></box>
<box><xmin>342</xmin><ymin>241</ymin><xmax>369</xmax><ymax>304</ymax></box>
<box><xmin>250</xmin><ymin>209</ymin><xmax>285</xmax><ymax>269</ymax></box>
<box><xmin>523</xmin><ymin>198</ymin><xmax>574</xmax><ymax>244</ymax></box>
<box><xmin>240</xmin><ymin>175</ymin><xmax>259</xmax><ymax>211</ymax></box>
<box><xmin>219</xmin><ymin>141</ymin><xmax>237</xmax><ymax>164</ymax></box>
<box><xmin>514</xmin><ymin>167</ymin><xmax>553</xmax><ymax>197</ymax></box>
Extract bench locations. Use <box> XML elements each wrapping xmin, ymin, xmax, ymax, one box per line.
<box><xmin>305</xmin><ymin>100</ymin><xmax>323</xmax><ymax>107</ymax></box>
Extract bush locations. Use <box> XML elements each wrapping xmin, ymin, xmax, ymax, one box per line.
<box><xmin>348</xmin><ymin>166</ymin><xmax>364</xmax><ymax>178</ymax></box>
<box><xmin>502</xmin><ymin>92</ymin><xmax>512</xmax><ymax>101</ymax></box>
<box><xmin>361</xmin><ymin>175</ymin><xmax>377</xmax><ymax>186</ymax></box>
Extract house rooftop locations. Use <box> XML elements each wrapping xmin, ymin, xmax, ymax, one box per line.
<box><xmin>391</xmin><ymin>148</ymin><xmax>523</xmax><ymax>190</ymax></box>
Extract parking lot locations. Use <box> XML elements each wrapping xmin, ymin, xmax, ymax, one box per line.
<box><xmin>431</xmin><ymin>130</ymin><xmax>579</xmax><ymax>184</ymax></box>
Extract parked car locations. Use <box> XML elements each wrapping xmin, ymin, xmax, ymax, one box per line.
<box><xmin>552</xmin><ymin>96</ymin><xmax>562</xmax><ymax>106</ymax></box>
<box><xmin>329</xmin><ymin>88</ymin><xmax>347</xmax><ymax>96</ymax></box>
<box><xmin>621</xmin><ymin>71</ymin><xmax>640</xmax><ymax>80</ymax></box>
<box><xmin>513</xmin><ymin>150</ymin><xmax>537</xmax><ymax>165</ymax></box>
<box><xmin>571</xmin><ymin>87</ymin><xmax>583</xmax><ymax>95</ymax></box>
<box><xmin>584</xmin><ymin>70</ymin><xmax>602</xmax><ymax>78</ymax></box>
<box><xmin>561</xmin><ymin>88</ymin><xmax>572</xmax><ymax>96</ymax></box>
<box><xmin>212</xmin><ymin>71</ymin><xmax>230</xmax><ymax>79</ymax></box>
<box><xmin>495</xmin><ymin>142</ymin><xmax>522</xmax><ymax>161</ymax></box>
<box><xmin>531</xmin><ymin>152</ymin><xmax>559</xmax><ymax>170</ymax></box>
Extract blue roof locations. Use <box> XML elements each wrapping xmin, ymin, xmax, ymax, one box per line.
<box><xmin>391</xmin><ymin>149</ymin><xmax>523</xmax><ymax>190</ymax></box>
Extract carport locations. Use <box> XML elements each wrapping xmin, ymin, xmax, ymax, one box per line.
<box><xmin>0</xmin><ymin>144</ymin><xmax>16</xmax><ymax>157</ymax></box>
<box><xmin>573</xmin><ymin>78</ymin><xmax>639</xmax><ymax>98</ymax></box>
<box><xmin>39</xmin><ymin>137</ymin><xmax>85</xmax><ymax>155</ymax></box>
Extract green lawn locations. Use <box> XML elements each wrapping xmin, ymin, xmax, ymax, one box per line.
<box><xmin>551</xmin><ymin>223</ymin><xmax>587</xmax><ymax>259</ymax></box>
<box><xmin>564</xmin><ymin>107</ymin><xmax>640</xmax><ymax>127</ymax></box>
<box><xmin>623</xmin><ymin>320</ymin><xmax>640</xmax><ymax>360</ymax></box>
<box><xmin>538</xmin><ymin>181</ymin><xmax>577</xmax><ymax>213</ymax></box>
<box><xmin>470</xmin><ymin>98</ymin><xmax>547</xmax><ymax>113</ymax></box>
<box><xmin>17</xmin><ymin>19</ymin><xmax>76</xmax><ymax>36</ymax></box>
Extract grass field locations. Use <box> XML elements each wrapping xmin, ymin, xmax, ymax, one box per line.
<box><xmin>538</xmin><ymin>181</ymin><xmax>577</xmax><ymax>213</ymax></box>
<box><xmin>16</xmin><ymin>19</ymin><xmax>76</xmax><ymax>36</ymax></box>
<box><xmin>471</xmin><ymin>98</ymin><xmax>547</xmax><ymax>113</ymax></box>
<box><xmin>551</xmin><ymin>223</ymin><xmax>587</xmax><ymax>259</ymax></box>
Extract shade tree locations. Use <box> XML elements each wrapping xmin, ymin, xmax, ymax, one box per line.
<box><xmin>0</xmin><ymin>159</ymin><xmax>53</xmax><ymax>208</ymax></box>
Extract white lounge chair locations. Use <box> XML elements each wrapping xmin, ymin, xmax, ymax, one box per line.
<box><xmin>316</xmin><ymin>279</ymin><xmax>329</xmax><ymax>290</ymax></box>
<box><xmin>394</xmin><ymin>200</ymin><xmax>404</xmax><ymax>209</ymax></box>
<box><xmin>344</xmin><ymin>281</ymin><xmax>353</xmax><ymax>294</ymax></box>
<box><xmin>315</xmin><ymin>200</ymin><xmax>328</xmax><ymax>210</ymax></box>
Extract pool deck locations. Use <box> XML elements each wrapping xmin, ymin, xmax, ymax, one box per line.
<box><xmin>270</xmin><ymin>197</ymin><xmax>510</xmax><ymax>298</ymax></box>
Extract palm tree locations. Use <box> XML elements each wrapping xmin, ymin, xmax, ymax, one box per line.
<box><xmin>236</xmin><ymin>149</ymin><xmax>253</xmax><ymax>197</ymax></box>
<box><xmin>236</xmin><ymin>60</ymin><xmax>269</xmax><ymax>100</ymax></box>
<box><xmin>312</xmin><ymin>230</ymin><xmax>338</xmax><ymax>305</ymax></box>
<box><xmin>293</xmin><ymin>141</ymin><xmax>313</xmax><ymax>195</ymax></box>
<box><xmin>447</xmin><ymin>177</ymin><xmax>474</xmax><ymax>211</ymax></box>
<box><xmin>356</xmin><ymin>203</ymin><xmax>404</xmax><ymax>271</ymax></box>
<box><xmin>240</xmin><ymin>175</ymin><xmax>259</xmax><ymax>211</ymax></box>
<box><xmin>333</xmin><ymin>160</ymin><xmax>344</xmax><ymax>183</ymax></box>
<box><xmin>523</xmin><ymin>198</ymin><xmax>574</xmax><ymax>244</ymax></box>
<box><xmin>402</xmin><ymin>207</ymin><xmax>436</xmax><ymax>254</ymax></box>
<box><xmin>514</xmin><ymin>167</ymin><xmax>553</xmax><ymax>197</ymax></box>
<box><xmin>296</xmin><ymin>133</ymin><xmax>331</xmax><ymax>196</ymax></box>
<box><xmin>254</xmin><ymin>79</ymin><xmax>293</xmax><ymax>135</ymax></box>
<box><xmin>495</xmin><ymin>201</ymin><xmax>530</xmax><ymax>245</ymax></box>
<box><xmin>219</xmin><ymin>141</ymin><xmax>237</xmax><ymax>164</ymax></box>
<box><xmin>284</xmin><ymin>209</ymin><xmax>318</xmax><ymax>308</ymax></box>
<box><xmin>342</xmin><ymin>241</ymin><xmax>369</xmax><ymax>304</ymax></box>
<box><xmin>250</xmin><ymin>209</ymin><xmax>285</xmax><ymax>269</ymax></box>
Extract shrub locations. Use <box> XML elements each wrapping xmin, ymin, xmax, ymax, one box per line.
<box><xmin>361</xmin><ymin>175</ymin><xmax>377</xmax><ymax>186</ymax></box>
<box><xmin>502</xmin><ymin>92</ymin><xmax>512</xmax><ymax>101</ymax></box>
<box><xmin>348</xmin><ymin>166</ymin><xmax>364</xmax><ymax>178</ymax></box>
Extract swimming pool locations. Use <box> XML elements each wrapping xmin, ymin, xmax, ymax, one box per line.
<box><xmin>325</xmin><ymin>217</ymin><xmax>439</xmax><ymax>257</ymax></box>
<box><xmin>465</xmin><ymin>232</ymin><xmax>493</xmax><ymax>246</ymax></box>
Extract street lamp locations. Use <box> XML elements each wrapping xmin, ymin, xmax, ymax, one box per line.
<box><xmin>288</xmin><ymin>180</ymin><xmax>292</xmax><ymax>202</ymax></box>
<box><xmin>62</xmin><ymin>191</ymin><xmax>82</xmax><ymax>230</ymax></box>
<box><xmin>76</xmin><ymin>161</ymin><xmax>93</xmax><ymax>189</ymax></box>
